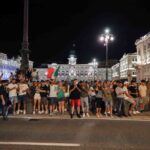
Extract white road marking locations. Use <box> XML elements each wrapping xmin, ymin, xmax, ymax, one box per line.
<box><xmin>0</xmin><ymin>142</ymin><xmax>80</xmax><ymax>147</ymax></box>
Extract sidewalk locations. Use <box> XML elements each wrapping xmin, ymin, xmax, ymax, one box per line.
<box><xmin>7</xmin><ymin>111</ymin><xmax>150</xmax><ymax>121</ymax></box>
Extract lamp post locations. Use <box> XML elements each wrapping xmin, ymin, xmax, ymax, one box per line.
<box><xmin>99</xmin><ymin>28</ymin><xmax>114</xmax><ymax>80</ymax></box>
<box><xmin>92</xmin><ymin>58</ymin><xmax>98</xmax><ymax>81</ymax></box>
<box><xmin>20</xmin><ymin>0</ymin><xmax>30</xmax><ymax>75</ymax></box>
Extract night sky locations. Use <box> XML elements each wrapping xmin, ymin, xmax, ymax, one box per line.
<box><xmin>0</xmin><ymin>0</ymin><xmax>150</xmax><ymax>67</ymax></box>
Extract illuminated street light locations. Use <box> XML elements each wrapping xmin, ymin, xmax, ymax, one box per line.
<box><xmin>99</xmin><ymin>28</ymin><xmax>114</xmax><ymax>80</ymax></box>
<box><xmin>105</xmin><ymin>28</ymin><xmax>110</xmax><ymax>34</ymax></box>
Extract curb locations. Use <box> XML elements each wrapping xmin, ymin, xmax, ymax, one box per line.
<box><xmin>6</xmin><ymin>114</ymin><xmax>150</xmax><ymax>122</ymax></box>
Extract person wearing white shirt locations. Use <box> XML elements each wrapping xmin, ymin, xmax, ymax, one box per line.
<box><xmin>123</xmin><ymin>81</ymin><xmax>136</xmax><ymax>116</ymax></box>
<box><xmin>48</xmin><ymin>79</ymin><xmax>58</xmax><ymax>116</ymax></box>
<box><xmin>7</xmin><ymin>79</ymin><xmax>18</xmax><ymax>115</ymax></box>
<box><xmin>17</xmin><ymin>80</ymin><xmax>29</xmax><ymax>115</ymax></box>
<box><xmin>115</xmin><ymin>81</ymin><xmax>124</xmax><ymax>117</ymax></box>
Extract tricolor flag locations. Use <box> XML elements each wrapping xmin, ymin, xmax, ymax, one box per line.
<box><xmin>47</xmin><ymin>66</ymin><xmax>60</xmax><ymax>79</ymax></box>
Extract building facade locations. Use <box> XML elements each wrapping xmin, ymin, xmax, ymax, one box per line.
<box><xmin>37</xmin><ymin>52</ymin><xmax>112</xmax><ymax>81</ymax></box>
<box><xmin>135</xmin><ymin>32</ymin><xmax>150</xmax><ymax>81</ymax></box>
<box><xmin>111</xmin><ymin>63</ymin><xmax>120</xmax><ymax>80</ymax></box>
<box><xmin>0</xmin><ymin>52</ymin><xmax>33</xmax><ymax>80</ymax></box>
<box><xmin>111</xmin><ymin>53</ymin><xmax>137</xmax><ymax>81</ymax></box>
<box><xmin>119</xmin><ymin>53</ymin><xmax>137</xmax><ymax>81</ymax></box>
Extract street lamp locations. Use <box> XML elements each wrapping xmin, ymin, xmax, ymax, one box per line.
<box><xmin>99</xmin><ymin>28</ymin><xmax>114</xmax><ymax>80</ymax></box>
<box><xmin>92</xmin><ymin>58</ymin><xmax>98</xmax><ymax>81</ymax></box>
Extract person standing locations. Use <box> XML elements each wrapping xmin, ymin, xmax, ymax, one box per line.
<box><xmin>48</xmin><ymin>79</ymin><xmax>58</xmax><ymax>116</ymax></box>
<box><xmin>115</xmin><ymin>81</ymin><xmax>124</xmax><ymax>117</ymax></box>
<box><xmin>31</xmin><ymin>68</ymin><xmax>38</xmax><ymax>82</ymax></box>
<box><xmin>17</xmin><ymin>78</ymin><xmax>29</xmax><ymax>115</ymax></box>
<box><xmin>146</xmin><ymin>81</ymin><xmax>150</xmax><ymax>110</ymax></box>
<box><xmin>95</xmin><ymin>82</ymin><xmax>103</xmax><ymax>118</ymax></box>
<box><xmin>0</xmin><ymin>81</ymin><xmax>8</xmax><ymax>120</ymax></box>
<box><xmin>7</xmin><ymin>79</ymin><xmax>18</xmax><ymax>115</ymax></box>
<box><xmin>139</xmin><ymin>80</ymin><xmax>148</xmax><ymax>112</ymax></box>
<box><xmin>57</xmin><ymin>81</ymin><xmax>65</xmax><ymax>115</ymax></box>
<box><xmin>80</xmin><ymin>81</ymin><xmax>90</xmax><ymax>117</ymax></box>
<box><xmin>103</xmin><ymin>82</ymin><xmax>113</xmax><ymax>117</ymax></box>
<box><xmin>33</xmin><ymin>82</ymin><xmax>41</xmax><ymax>114</ymax></box>
<box><xmin>69</xmin><ymin>79</ymin><xmax>81</xmax><ymax>119</ymax></box>
<box><xmin>40</xmin><ymin>81</ymin><xmax>49</xmax><ymax>114</ymax></box>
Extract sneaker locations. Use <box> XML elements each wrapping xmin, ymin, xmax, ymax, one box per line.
<box><xmin>128</xmin><ymin>112</ymin><xmax>132</xmax><ymax>116</ymax></box>
<box><xmin>82</xmin><ymin>113</ymin><xmax>85</xmax><ymax>118</ymax></box>
<box><xmin>77</xmin><ymin>114</ymin><xmax>81</xmax><ymax>118</ymax></box>
<box><xmin>38</xmin><ymin>111</ymin><xmax>41</xmax><ymax>114</ymax></box>
<box><xmin>45</xmin><ymin>111</ymin><xmax>48</xmax><ymax>114</ymax></box>
<box><xmin>133</xmin><ymin>111</ymin><xmax>137</xmax><ymax>114</ymax></box>
<box><xmin>136</xmin><ymin>111</ymin><xmax>140</xmax><ymax>114</ymax></box>
<box><xmin>96</xmin><ymin>113</ymin><xmax>100</xmax><ymax>118</ymax></box>
<box><xmin>40</xmin><ymin>111</ymin><xmax>43</xmax><ymax>114</ymax></box>
<box><xmin>23</xmin><ymin>110</ymin><xmax>26</xmax><ymax>115</ymax></box>
<box><xmin>16</xmin><ymin>110</ymin><xmax>20</xmax><ymax>115</ymax></box>
<box><xmin>104</xmin><ymin>112</ymin><xmax>108</xmax><ymax>117</ymax></box>
<box><xmin>54</xmin><ymin>109</ymin><xmax>58</xmax><ymax>113</ymax></box>
<box><xmin>33</xmin><ymin>111</ymin><xmax>35</xmax><ymax>115</ymax></box>
<box><xmin>64</xmin><ymin>108</ymin><xmax>67</xmax><ymax>112</ymax></box>
<box><xmin>49</xmin><ymin>112</ymin><xmax>53</xmax><ymax>116</ymax></box>
<box><xmin>86</xmin><ymin>113</ymin><xmax>90</xmax><ymax>117</ymax></box>
<box><xmin>110</xmin><ymin>114</ymin><xmax>113</xmax><ymax>118</ymax></box>
<box><xmin>70</xmin><ymin>114</ymin><xmax>74</xmax><ymax>119</ymax></box>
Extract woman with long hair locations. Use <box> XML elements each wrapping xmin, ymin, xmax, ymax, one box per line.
<box><xmin>95</xmin><ymin>81</ymin><xmax>103</xmax><ymax>118</ymax></box>
<box><xmin>33</xmin><ymin>82</ymin><xmax>41</xmax><ymax>114</ymax></box>
<box><xmin>102</xmin><ymin>81</ymin><xmax>113</xmax><ymax>117</ymax></box>
<box><xmin>57</xmin><ymin>81</ymin><xmax>65</xmax><ymax>115</ymax></box>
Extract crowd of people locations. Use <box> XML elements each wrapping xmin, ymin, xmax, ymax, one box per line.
<box><xmin>0</xmin><ymin>68</ymin><xmax>150</xmax><ymax>120</ymax></box>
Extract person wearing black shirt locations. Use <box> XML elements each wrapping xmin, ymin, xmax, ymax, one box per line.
<box><xmin>40</xmin><ymin>81</ymin><xmax>49</xmax><ymax>114</ymax></box>
<box><xmin>69</xmin><ymin>79</ymin><xmax>81</xmax><ymax>118</ymax></box>
<box><xmin>0</xmin><ymin>81</ymin><xmax>9</xmax><ymax>120</ymax></box>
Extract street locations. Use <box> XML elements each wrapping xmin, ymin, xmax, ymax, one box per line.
<box><xmin>0</xmin><ymin>114</ymin><xmax>150</xmax><ymax>150</ymax></box>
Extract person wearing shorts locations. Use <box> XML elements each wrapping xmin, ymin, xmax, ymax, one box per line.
<box><xmin>57</xmin><ymin>81</ymin><xmax>65</xmax><ymax>115</ymax></box>
<box><xmin>33</xmin><ymin>82</ymin><xmax>41</xmax><ymax>114</ymax></box>
<box><xmin>80</xmin><ymin>81</ymin><xmax>90</xmax><ymax>117</ymax></box>
<box><xmin>0</xmin><ymin>81</ymin><xmax>8</xmax><ymax>120</ymax></box>
<box><xmin>48</xmin><ymin>79</ymin><xmax>58</xmax><ymax>116</ymax></box>
<box><xmin>69</xmin><ymin>79</ymin><xmax>81</xmax><ymax>119</ymax></box>
<box><xmin>139</xmin><ymin>80</ymin><xmax>148</xmax><ymax>112</ymax></box>
<box><xmin>95</xmin><ymin>82</ymin><xmax>103</xmax><ymax>118</ymax></box>
<box><xmin>103</xmin><ymin>82</ymin><xmax>113</xmax><ymax>117</ymax></box>
<box><xmin>7</xmin><ymin>78</ymin><xmax>18</xmax><ymax>115</ymax></box>
<box><xmin>17</xmin><ymin>79</ymin><xmax>29</xmax><ymax>115</ymax></box>
<box><xmin>123</xmin><ymin>81</ymin><xmax>136</xmax><ymax>116</ymax></box>
<box><xmin>128</xmin><ymin>80</ymin><xmax>140</xmax><ymax>114</ymax></box>
<box><xmin>40</xmin><ymin>81</ymin><xmax>49</xmax><ymax>114</ymax></box>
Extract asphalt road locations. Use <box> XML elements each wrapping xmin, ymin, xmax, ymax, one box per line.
<box><xmin>0</xmin><ymin>117</ymin><xmax>150</xmax><ymax>150</ymax></box>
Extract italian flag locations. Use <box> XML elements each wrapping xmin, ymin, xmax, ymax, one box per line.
<box><xmin>47</xmin><ymin>66</ymin><xmax>60</xmax><ymax>79</ymax></box>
